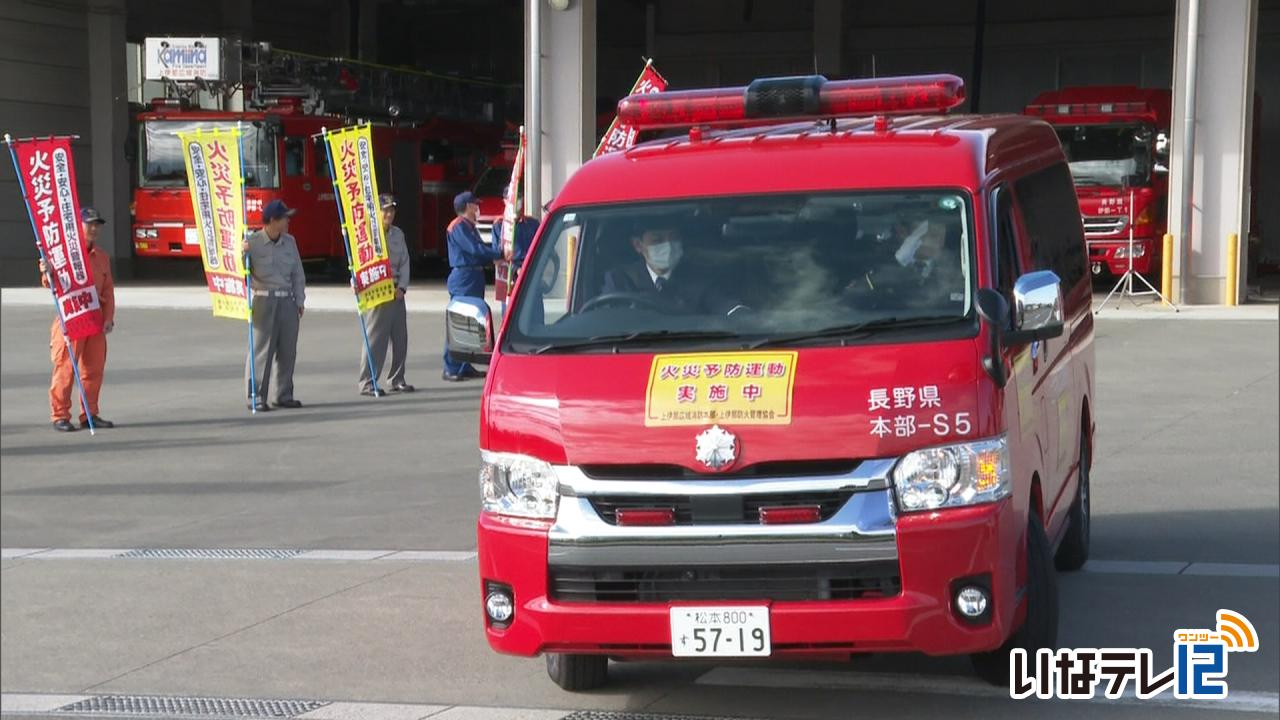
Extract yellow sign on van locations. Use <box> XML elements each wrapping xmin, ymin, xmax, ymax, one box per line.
<box><xmin>645</xmin><ymin>352</ymin><xmax>798</xmax><ymax>427</ymax></box>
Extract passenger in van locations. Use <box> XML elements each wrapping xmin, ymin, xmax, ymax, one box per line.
<box><xmin>600</xmin><ymin>221</ymin><xmax>748</xmax><ymax>317</ymax></box>
<box><xmin>888</xmin><ymin>211</ymin><xmax>966</xmax><ymax>307</ymax></box>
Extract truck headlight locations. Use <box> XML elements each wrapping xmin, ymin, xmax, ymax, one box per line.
<box><xmin>1115</xmin><ymin>244</ymin><xmax>1146</xmax><ymax>259</ymax></box>
<box><xmin>479</xmin><ymin>451</ymin><xmax>558</xmax><ymax>519</ymax></box>
<box><xmin>892</xmin><ymin>435</ymin><xmax>1010</xmax><ymax>512</ymax></box>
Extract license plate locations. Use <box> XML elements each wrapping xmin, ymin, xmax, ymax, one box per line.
<box><xmin>1091</xmin><ymin>261</ymin><xmax>1103</xmax><ymax>275</ymax></box>
<box><xmin>184</xmin><ymin>227</ymin><xmax>199</xmax><ymax>245</ymax></box>
<box><xmin>670</xmin><ymin>606</ymin><xmax>770</xmax><ymax>657</ymax></box>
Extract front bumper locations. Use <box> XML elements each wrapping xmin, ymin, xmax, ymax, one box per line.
<box><xmin>1089</xmin><ymin>238</ymin><xmax>1157</xmax><ymax>276</ymax></box>
<box><xmin>477</xmin><ymin>463</ymin><xmax>1024</xmax><ymax>659</ymax></box>
<box><xmin>133</xmin><ymin>224</ymin><xmax>200</xmax><ymax>258</ymax></box>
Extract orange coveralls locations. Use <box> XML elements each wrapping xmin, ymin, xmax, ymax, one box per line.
<box><xmin>44</xmin><ymin>244</ymin><xmax>115</xmax><ymax>423</ymax></box>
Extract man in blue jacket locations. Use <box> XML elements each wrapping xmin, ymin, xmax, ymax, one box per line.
<box><xmin>444</xmin><ymin>191</ymin><xmax>507</xmax><ymax>381</ymax></box>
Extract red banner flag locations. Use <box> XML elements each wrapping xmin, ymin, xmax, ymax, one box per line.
<box><xmin>595</xmin><ymin>60</ymin><xmax>668</xmax><ymax>157</ymax></box>
<box><xmin>12</xmin><ymin>137</ymin><xmax>104</xmax><ymax>339</ymax></box>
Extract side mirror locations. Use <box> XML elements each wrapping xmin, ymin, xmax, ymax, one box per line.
<box><xmin>445</xmin><ymin>296</ymin><xmax>494</xmax><ymax>366</ymax></box>
<box><xmin>1005</xmin><ymin>270</ymin><xmax>1065</xmax><ymax>346</ymax></box>
<box><xmin>975</xmin><ymin>288</ymin><xmax>1010</xmax><ymax>387</ymax></box>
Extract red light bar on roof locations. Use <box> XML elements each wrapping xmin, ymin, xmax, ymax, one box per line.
<box><xmin>1025</xmin><ymin>101</ymin><xmax>1151</xmax><ymax>116</ymax></box>
<box><xmin>616</xmin><ymin>74</ymin><xmax>965</xmax><ymax>130</ymax></box>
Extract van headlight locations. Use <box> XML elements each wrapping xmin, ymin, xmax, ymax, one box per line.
<box><xmin>479</xmin><ymin>451</ymin><xmax>558</xmax><ymax>519</ymax></box>
<box><xmin>892</xmin><ymin>435</ymin><xmax>1010</xmax><ymax>512</ymax></box>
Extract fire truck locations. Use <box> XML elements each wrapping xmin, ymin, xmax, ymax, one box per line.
<box><xmin>131</xmin><ymin>43</ymin><xmax>507</xmax><ymax>266</ymax></box>
<box><xmin>1023</xmin><ymin>87</ymin><xmax>1172</xmax><ymax>281</ymax></box>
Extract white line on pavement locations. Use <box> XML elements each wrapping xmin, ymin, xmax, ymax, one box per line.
<box><xmin>3</xmin><ymin>548</ymin><xmax>476</xmax><ymax>562</ymax></box>
<box><xmin>0</xmin><ymin>694</ymin><xmax>91</xmax><ymax>713</ymax></box>
<box><xmin>1183</xmin><ymin>562</ymin><xmax>1280</xmax><ymax>578</ymax></box>
<box><xmin>1083</xmin><ymin>560</ymin><xmax>1280</xmax><ymax>578</ymax></box>
<box><xmin>696</xmin><ymin>667</ymin><xmax>1280</xmax><ymax>714</ymax></box>
<box><xmin>0</xmin><ymin>695</ymin><xmax>571</xmax><ymax>720</ymax></box>
<box><xmin>0</xmin><ymin>548</ymin><xmax>49</xmax><ymax>559</ymax></box>
<box><xmin>1083</xmin><ymin>560</ymin><xmax>1190</xmax><ymax>575</ymax></box>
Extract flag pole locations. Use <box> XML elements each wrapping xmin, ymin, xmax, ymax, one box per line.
<box><xmin>319</xmin><ymin>126</ymin><xmax>381</xmax><ymax>396</ymax></box>
<box><xmin>234</xmin><ymin>124</ymin><xmax>258</xmax><ymax>413</ymax></box>
<box><xmin>593</xmin><ymin>58</ymin><xmax>658</xmax><ymax>158</ymax></box>
<box><xmin>5</xmin><ymin>133</ymin><xmax>96</xmax><ymax>435</ymax></box>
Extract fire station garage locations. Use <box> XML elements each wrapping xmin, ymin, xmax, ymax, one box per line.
<box><xmin>1</xmin><ymin>0</ymin><xmax>1276</xmax><ymax>305</ymax></box>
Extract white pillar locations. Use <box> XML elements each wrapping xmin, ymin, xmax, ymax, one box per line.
<box><xmin>813</xmin><ymin>0</ymin><xmax>843</xmax><ymax>77</ymax></box>
<box><xmin>525</xmin><ymin>0</ymin><xmax>596</xmax><ymax>216</ymax></box>
<box><xmin>87</xmin><ymin>0</ymin><xmax>131</xmax><ymax>276</ymax></box>
<box><xmin>1168</xmin><ymin>0</ymin><xmax>1258</xmax><ymax>304</ymax></box>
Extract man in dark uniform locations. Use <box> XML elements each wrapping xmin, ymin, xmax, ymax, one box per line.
<box><xmin>245</xmin><ymin>199</ymin><xmax>306</xmax><ymax>411</ymax></box>
<box><xmin>491</xmin><ymin>213</ymin><xmax>539</xmax><ymax>279</ymax></box>
<box><xmin>358</xmin><ymin>193</ymin><xmax>414</xmax><ymax>396</ymax></box>
<box><xmin>601</xmin><ymin>221</ymin><xmax>747</xmax><ymax>317</ymax></box>
<box><xmin>443</xmin><ymin>191</ymin><xmax>507</xmax><ymax>381</ymax></box>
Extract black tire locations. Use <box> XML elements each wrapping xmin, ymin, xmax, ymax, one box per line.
<box><xmin>971</xmin><ymin>512</ymin><xmax>1059</xmax><ymax>686</ymax></box>
<box><xmin>1055</xmin><ymin>430</ymin><xmax>1092</xmax><ymax>571</ymax></box>
<box><xmin>546</xmin><ymin>653</ymin><xmax>608</xmax><ymax>691</ymax></box>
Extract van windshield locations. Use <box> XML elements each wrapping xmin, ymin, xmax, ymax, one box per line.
<box><xmin>1053</xmin><ymin>123</ymin><xmax>1154</xmax><ymax>188</ymax></box>
<box><xmin>506</xmin><ymin>191</ymin><xmax>976</xmax><ymax>354</ymax></box>
<box><xmin>140</xmin><ymin>120</ymin><xmax>279</xmax><ymax>188</ymax></box>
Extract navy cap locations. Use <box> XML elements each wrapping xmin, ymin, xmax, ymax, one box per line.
<box><xmin>80</xmin><ymin>207</ymin><xmax>106</xmax><ymax>224</ymax></box>
<box><xmin>379</xmin><ymin>193</ymin><xmax>397</xmax><ymax>209</ymax></box>
<box><xmin>262</xmin><ymin>199</ymin><xmax>297</xmax><ymax>222</ymax></box>
<box><xmin>453</xmin><ymin>191</ymin><xmax>479</xmax><ymax>214</ymax></box>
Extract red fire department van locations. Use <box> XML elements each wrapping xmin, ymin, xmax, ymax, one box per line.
<box><xmin>132</xmin><ymin>99</ymin><xmax>499</xmax><ymax>264</ymax></box>
<box><xmin>447</xmin><ymin>74</ymin><xmax>1095</xmax><ymax>691</ymax></box>
<box><xmin>1023</xmin><ymin>86</ymin><xmax>1171</xmax><ymax>281</ymax></box>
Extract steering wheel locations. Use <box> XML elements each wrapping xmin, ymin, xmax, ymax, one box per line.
<box><xmin>578</xmin><ymin>291</ymin><xmax>666</xmax><ymax>314</ymax></box>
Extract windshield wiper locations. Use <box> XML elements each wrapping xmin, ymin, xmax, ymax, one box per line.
<box><xmin>747</xmin><ymin>315</ymin><xmax>965</xmax><ymax>349</ymax></box>
<box><xmin>532</xmin><ymin>329</ymin><xmax>740</xmax><ymax>354</ymax></box>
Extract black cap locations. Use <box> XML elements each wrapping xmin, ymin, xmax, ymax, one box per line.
<box><xmin>379</xmin><ymin>193</ymin><xmax>397</xmax><ymax>209</ymax></box>
<box><xmin>80</xmin><ymin>207</ymin><xmax>106</xmax><ymax>224</ymax></box>
<box><xmin>263</xmin><ymin>199</ymin><xmax>297</xmax><ymax>222</ymax></box>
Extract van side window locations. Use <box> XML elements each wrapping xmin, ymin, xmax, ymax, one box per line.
<box><xmin>993</xmin><ymin>188</ymin><xmax>1020</xmax><ymax>300</ymax></box>
<box><xmin>284</xmin><ymin>137</ymin><xmax>306</xmax><ymax>177</ymax></box>
<box><xmin>1013</xmin><ymin>163</ymin><xmax>1086</xmax><ymax>288</ymax></box>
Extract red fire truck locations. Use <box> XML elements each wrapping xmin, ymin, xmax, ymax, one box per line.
<box><xmin>131</xmin><ymin>47</ymin><xmax>506</xmax><ymax>266</ymax></box>
<box><xmin>1024</xmin><ymin>87</ymin><xmax>1171</xmax><ymax>281</ymax></box>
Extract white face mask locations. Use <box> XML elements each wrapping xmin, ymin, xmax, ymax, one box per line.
<box><xmin>645</xmin><ymin>240</ymin><xmax>682</xmax><ymax>272</ymax></box>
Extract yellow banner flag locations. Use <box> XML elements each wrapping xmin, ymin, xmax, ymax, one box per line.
<box><xmin>326</xmin><ymin>125</ymin><xmax>395</xmax><ymax>312</ymax></box>
<box><xmin>177</xmin><ymin>127</ymin><xmax>250</xmax><ymax>320</ymax></box>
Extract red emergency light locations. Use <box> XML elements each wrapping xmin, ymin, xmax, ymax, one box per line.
<box><xmin>616</xmin><ymin>74</ymin><xmax>965</xmax><ymax>130</ymax></box>
<box><xmin>1025</xmin><ymin>101</ymin><xmax>1150</xmax><ymax>116</ymax></box>
<box><xmin>758</xmin><ymin>505</ymin><xmax>822</xmax><ymax>525</ymax></box>
<box><xmin>615</xmin><ymin>508</ymin><xmax>676</xmax><ymax>527</ymax></box>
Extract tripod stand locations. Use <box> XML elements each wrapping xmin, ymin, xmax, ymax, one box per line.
<box><xmin>1097</xmin><ymin>189</ymin><xmax>1178</xmax><ymax>313</ymax></box>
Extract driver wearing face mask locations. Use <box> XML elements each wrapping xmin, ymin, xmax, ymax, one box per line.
<box><xmin>600</xmin><ymin>222</ymin><xmax>746</xmax><ymax>317</ymax></box>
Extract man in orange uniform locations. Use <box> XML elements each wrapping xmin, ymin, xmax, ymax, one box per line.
<box><xmin>42</xmin><ymin>207</ymin><xmax>116</xmax><ymax>432</ymax></box>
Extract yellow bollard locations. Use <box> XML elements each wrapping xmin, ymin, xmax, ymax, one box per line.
<box><xmin>1225</xmin><ymin>233</ymin><xmax>1239</xmax><ymax>306</ymax></box>
<box><xmin>1161</xmin><ymin>233</ymin><xmax>1174</xmax><ymax>306</ymax></box>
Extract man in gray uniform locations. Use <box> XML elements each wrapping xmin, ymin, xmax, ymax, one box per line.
<box><xmin>245</xmin><ymin>199</ymin><xmax>306</xmax><ymax>411</ymax></box>
<box><xmin>358</xmin><ymin>193</ymin><xmax>414</xmax><ymax>396</ymax></box>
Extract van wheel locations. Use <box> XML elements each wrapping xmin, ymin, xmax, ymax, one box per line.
<box><xmin>546</xmin><ymin>653</ymin><xmax>608</xmax><ymax>691</ymax></box>
<box><xmin>970</xmin><ymin>513</ymin><xmax>1059</xmax><ymax>686</ymax></box>
<box><xmin>1055</xmin><ymin>431</ymin><xmax>1092</xmax><ymax>571</ymax></box>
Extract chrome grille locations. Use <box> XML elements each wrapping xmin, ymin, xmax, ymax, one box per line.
<box><xmin>1082</xmin><ymin>215</ymin><xmax>1128</xmax><ymax>236</ymax></box>
<box><xmin>589</xmin><ymin>490</ymin><xmax>854</xmax><ymax>526</ymax></box>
